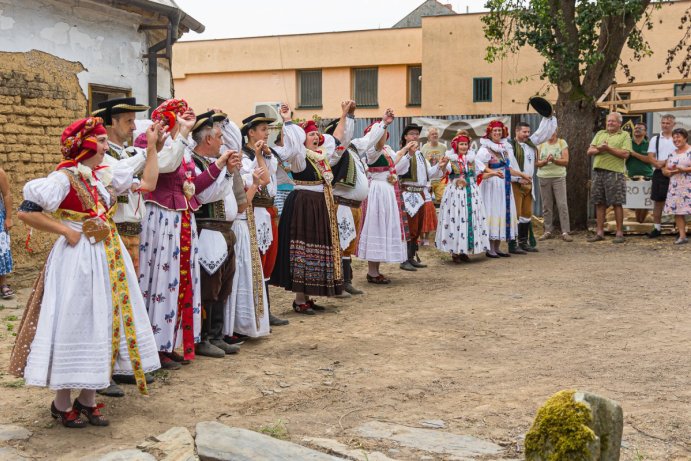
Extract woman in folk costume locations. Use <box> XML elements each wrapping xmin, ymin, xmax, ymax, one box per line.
<box><xmin>270</xmin><ymin>104</ymin><xmax>344</xmax><ymax>314</ymax></box>
<box><xmin>435</xmin><ymin>133</ymin><xmax>490</xmax><ymax>262</ymax></box>
<box><xmin>476</xmin><ymin>120</ymin><xmax>532</xmax><ymax>258</ymax></box>
<box><xmin>139</xmin><ymin>99</ymin><xmax>234</xmax><ymax>369</ymax></box>
<box><xmin>10</xmin><ymin>117</ymin><xmax>161</xmax><ymax>427</ymax></box>
<box><xmin>356</xmin><ymin>115</ymin><xmax>409</xmax><ymax>284</ymax></box>
<box><xmin>218</xmin><ymin>117</ymin><xmax>271</xmax><ymax>338</ymax></box>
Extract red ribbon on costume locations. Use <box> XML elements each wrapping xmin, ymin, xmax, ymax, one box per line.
<box><xmin>173</xmin><ymin>210</ymin><xmax>196</xmax><ymax>361</ymax></box>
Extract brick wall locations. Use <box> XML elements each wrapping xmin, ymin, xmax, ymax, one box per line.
<box><xmin>0</xmin><ymin>50</ymin><xmax>86</xmax><ymax>273</ymax></box>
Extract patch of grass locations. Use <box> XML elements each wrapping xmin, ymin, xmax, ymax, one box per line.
<box><xmin>151</xmin><ymin>369</ymin><xmax>171</xmax><ymax>385</ymax></box>
<box><xmin>5</xmin><ymin>314</ymin><xmax>18</xmax><ymax>321</ymax></box>
<box><xmin>633</xmin><ymin>449</ymin><xmax>649</xmax><ymax>461</ymax></box>
<box><xmin>6</xmin><ymin>322</ymin><xmax>14</xmax><ymax>332</ymax></box>
<box><xmin>1</xmin><ymin>378</ymin><xmax>25</xmax><ymax>388</ymax></box>
<box><xmin>258</xmin><ymin>419</ymin><xmax>289</xmax><ymax>440</ymax></box>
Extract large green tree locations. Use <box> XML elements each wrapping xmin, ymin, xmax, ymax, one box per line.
<box><xmin>482</xmin><ymin>0</ymin><xmax>690</xmax><ymax>229</ymax></box>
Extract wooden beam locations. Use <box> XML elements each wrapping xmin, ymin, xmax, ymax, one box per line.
<box><xmin>613</xmin><ymin>78</ymin><xmax>691</xmax><ymax>89</ymax></box>
<box><xmin>597</xmin><ymin>94</ymin><xmax>691</xmax><ymax>106</ymax></box>
<box><xmin>597</xmin><ymin>86</ymin><xmax>612</xmax><ymax>104</ymax></box>
<box><xmin>632</xmin><ymin>106</ymin><xmax>691</xmax><ymax>113</ymax></box>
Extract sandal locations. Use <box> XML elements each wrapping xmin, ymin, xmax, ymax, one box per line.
<box><xmin>51</xmin><ymin>401</ymin><xmax>86</xmax><ymax>428</ymax></box>
<box><xmin>292</xmin><ymin>301</ymin><xmax>315</xmax><ymax>315</ymax></box>
<box><xmin>73</xmin><ymin>399</ymin><xmax>109</xmax><ymax>426</ymax></box>
<box><xmin>307</xmin><ymin>300</ymin><xmax>325</xmax><ymax>311</ymax></box>
<box><xmin>1</xmin><ymin>284</ymin><xmax>14</xmax><ymax>299</ymax></box>
<box><xmin>366</xmin><ymin>274</ymin><xmax>391</xmax><ymax>284</ymax></box>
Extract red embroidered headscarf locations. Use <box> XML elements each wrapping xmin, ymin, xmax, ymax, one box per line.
<box><xmin>60</xmin><ymin>117</ymin><xmax>107</xmax><ymax>163</ymax></box>
<box><xmin>364</xmin><ymin>119</ymin><xmax>389</xmax><ymax>140</ymax></box>
<box><xmin>484</xmin><ymin>120</ymin><xmax>508</xmax><ymax>139</ymax></box>
<box><xmin>300</xmin><ymin>120</ymin><xmax>324</xmax><ymax>146</ymax></box>
<box><xmin>451</xmin><ymin>134</ymin><xmax>471</xmax><ymax>153</ymax></box>
<box><xmin>151</xmin><ymin>98</ymin><xmax>189</xmax><ymax>131</ymax></box>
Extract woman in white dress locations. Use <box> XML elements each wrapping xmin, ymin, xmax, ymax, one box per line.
<box><xmin>12</xmin><ymin>117</ymin><xmax>161</xmax><ymax>427</ymax></box>
<box><xmin>356</xmin><ymin>118</ymin><xmax>408</xmax><ymax>284</ymax></box>
<box><xmin>221</xmin><ymin>120</ymin><xmax>271</xmax><ymax>339</ymax></box>
<box><xmin>475</xmin><ymin>120</ymin><xmax>532</xmax><ymax>258</ymax></box>
<box><xmin>435</xmin><ymin>133</ymin><xmax>490</xmax><ymax>262</ymax></box>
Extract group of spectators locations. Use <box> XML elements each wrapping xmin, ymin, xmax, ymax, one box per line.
<box><xmin>588</xmin><ymin>113</ymin><xmax>690</xmax><ymax>244</ymax></box>
<box><xmin>420</xmin><ymin>113</ymin><xmax>690</xmax><ymax>246</ymax></box>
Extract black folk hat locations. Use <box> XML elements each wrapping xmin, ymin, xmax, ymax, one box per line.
<box><xmin>527</xmin><ymin>96</ymin><xmax>554</xmax><ymax>118</ymax></box>
<box><xmin>402</xmin><ymin>123</ymin><xmax>422</xmax><ymax>137</ymax></box>
<box><xmin>192</xmin><ymin>111</ymin><xmax>228</xmax><ymax>135</ymax></box>
<box><xmin>400</xmin><ymin>123</ymin><xmax>422</xmax><ymax>147</ymax></box>
<box><xmin>323</xmin><ymin>119</ymin><xmax>339</xmax><ymax>136</ymax></box>
<box><xmin>240</xmin><ymin>113</ymin><xmax>276</xmax><ymax>137</ymax></box>
<box><xmin>93</xmin><ymin>97</ymin><xmax>149</xmax><ymax>125</ymax></box>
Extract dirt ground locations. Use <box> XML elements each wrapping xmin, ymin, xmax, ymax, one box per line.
<box><xmin>0</xmin><ymin>233</ymin><xmax>689</xmax><ymax>460</ymax></box>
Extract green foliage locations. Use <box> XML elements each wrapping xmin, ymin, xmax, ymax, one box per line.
<box><xmin>482</xmin><ymin>0</ymin><xmax>657</xmax><ymax>97</ymax></box>
<box><xmin>258</xmin><ymin>419</ymin><xmax>289</xmax><ymax>440</ymax></box>
<box><xmin>1</xmin><ymin>378</ymin><xmax>25</xmax><ymax>388</ymax></box>
<box><xmin>525</xmin><ymin>389</ymin><xmax>596</xmax><ymax>461</ymax></box>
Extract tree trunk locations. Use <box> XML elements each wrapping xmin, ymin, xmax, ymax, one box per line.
<box><xmin>555</xmin><ymin>96</ymin><xmax>600</xmax><ymax>230</ymax></box>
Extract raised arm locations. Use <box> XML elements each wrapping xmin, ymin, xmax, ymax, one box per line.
<box><xmin>278</xmin><ymin>103</ymin><xmax>307</xmax><ymax>172</ymax></box>
<box><xmin>158</xmin><ymin>110</ymin><xmax>195</xmax><ymax>173</ymax></box>
<box><xmin>529</xmin><ymin>116</ymin><xmax>558</xmax><ymax>146</ymax></box>
<box><xmin>331</xmin><ymin>100</ymin><xmax>353</xmax><ymax>145</ymax></box>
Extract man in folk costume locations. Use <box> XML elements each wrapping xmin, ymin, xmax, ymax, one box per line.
<box><xmin>139</xmin><ymin>99</ymin><xmax>235</xmax><ymax>370</ymax></box>
<box><xmin>235</xmin><ymin>113</ymin><xmax>289</xmax><ymax>326</ymax></box>
<box><xmin>396</xmin><ymin>124</ymin><xmax>448</xmax><ymax>271</ymax></box>
<box><xmin>190</xmin><ymin>111</ymin><xmax>246</xmax><ymax>357</ymax></box>
<box><xmin>271</xmin><ymin>103</ymin><xmax>345</xmax><ymax>314</ymax></box>
<box><xmin>328</xmin><ymin>101</ymin><xmax>392</xmax><ymax>296</ymax></box>
<box><xmin>11</xmin><ymin>117</ymin><xmax>161</xmax><ymax>427</ymax></box>
<box><xmin>94</xmin><ymin>97</ymin><xmax>187</xmax><ymax>396</ymax></box>
<box><xmin>506</xmin><ymin>98</ymin><xmax>558</xmax><ymax>254</ymax></box>
<box><xmin>93</xmin><ymin>97</ymin><xmax>150</xmax><ymax>273</ymax></box>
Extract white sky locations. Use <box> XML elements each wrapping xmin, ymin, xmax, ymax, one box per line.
<box><xmin>176</xmin><ymin>0</ymin><xmax>488</xmax><ymax>41</ymax></box>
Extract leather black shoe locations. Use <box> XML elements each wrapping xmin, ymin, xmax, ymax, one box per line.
<box><xmin>112</xmin><ymin>373</ymin><xmax>155</xmax><ymax>385</ymax></box>
<box><xmin>399</xmin><ymin>260</ymin><xmax>418</xmax><ymax>271</ymax></box>
<box><xmin>269</xmin><ymin>313</ymin><xmax>289</xmax><ymax>326</ymax></box>
<box><xmin>97</xmin><ymin>380</ymin><xmax>125</xmax><ymax>397</ymax></box>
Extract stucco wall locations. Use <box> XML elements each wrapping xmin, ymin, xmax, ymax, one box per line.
<box><xmin>0</xmin><ymin>0</ymin><xmax>173</xmax><ymax>110</ymax></box>
<box><xmin>173</xmin><ymin>0</ymin><xmax>690</xmax><ymax>118</ymax></box>
<box><xmin>0</xmin><ymin>51</ymin><xmax>87</xmax><ymax>270</ymax></box>
<box><xmin>173</xmin><ymin>27</ymin><xmax>422</xmax><ymax>78</ymax></box>
<box><xmin>175</xmin><ymin>64</ymin><xmax>422</xmax><ymax>123</ymax></box>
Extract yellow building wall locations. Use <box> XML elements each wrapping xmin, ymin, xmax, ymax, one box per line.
<box><xmin>174</xmin><ymin>65</ymin><xmax>421</xmax><ymax>123</ymax></box>
<box><xmin>422</xmin><ymin>1</ymin><xmax>690</xmax><ymax>115</ymax></box>
<box><xmin>173</xmin><ymin>0</ymin><xmax>690</xmax><ymax>119</ymax></box>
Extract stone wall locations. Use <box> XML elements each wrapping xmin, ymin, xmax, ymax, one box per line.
<box><xmin>0</xmin><ymin>50</ymin><xmax>86</xmax><ymax>272</ymax></box>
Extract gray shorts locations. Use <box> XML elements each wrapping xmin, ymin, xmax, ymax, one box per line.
<box><xmin>591</xmin><ymin>169</ymin><xmax>626</xmax><ymax>206</ymax></box>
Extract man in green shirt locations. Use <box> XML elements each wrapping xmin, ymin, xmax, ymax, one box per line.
<box><xmin>626</xmin><ymin>121</ymin><xmax>654</xmax><ymax>223</ymax></box>
<box><xmin>586</xmin><ymin>112</ymin><xmax>632</xmax><ymax>243</ymax></box>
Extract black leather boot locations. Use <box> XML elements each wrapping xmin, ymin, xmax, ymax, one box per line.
<box><xmin>410</xmin><ymin>242</ymin><xmax>427</xmax><ymax>268</ymax></box>
<box><xmin>266</xmin><ymin>281</ymin><xmax>289</xmax><ymax>326</ymax></box>
<box><xmin>343</xmin><ymin>258</ymin><xmax>364</xmax><ymax>295</ymax></box>
<box><xmin>519</xmin><ymin>222</ymin><xmax>538</xmax><ymax>252</ymax></box>
<box><xmin>400</xmin><ymin>242</ymin><xmax>418</xmax><ymax>271</ymax></box>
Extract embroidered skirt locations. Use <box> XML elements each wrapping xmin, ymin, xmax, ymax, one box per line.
<box><xmin>270</xmin><ymin>190</ymin><xmax>344</xmax><ymax>296</ymax></box>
